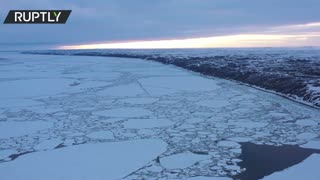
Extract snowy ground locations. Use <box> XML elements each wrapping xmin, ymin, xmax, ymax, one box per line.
<box><xmin>0</xmin><ymin>52</ymin><xmax>320</xmax><ymax>179</ymax></box>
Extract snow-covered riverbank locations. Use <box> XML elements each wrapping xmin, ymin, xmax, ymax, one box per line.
<box><xmin>28</xmin><ymin>48</ymin><xmax>320</xmax><ymax>109</ymax></box>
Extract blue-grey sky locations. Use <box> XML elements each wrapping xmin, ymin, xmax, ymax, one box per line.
<box><xmin>1</xmin><ymin>0</ymin><xmax>320</xmax><ymax>47</ymax></box>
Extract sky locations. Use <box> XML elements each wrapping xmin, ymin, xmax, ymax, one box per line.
<box><xmin>0</xmin><ymin>0</ymin><xmax>320</xmax><ymax>49</ymax></box>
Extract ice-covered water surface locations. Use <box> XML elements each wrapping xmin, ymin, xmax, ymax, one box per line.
<box><xmin>0</xmin><ymin>52</ymin><xmax>320</xmax><ymax>179</ymax></box>
<box><xmin>0</xmin><ymin>139</ymin><xmax>167</xmax><ymax>180</ymax></box>
<box><xmin>29</xmin><ymin>48</ymin><xmax>320</xmax><ymax>108</ymax></box>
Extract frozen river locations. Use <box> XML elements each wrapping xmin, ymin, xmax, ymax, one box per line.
<box><xmin>0</xmin><ymin>52</ymin><xmax>320</xmax><ymax>179</ymax></box>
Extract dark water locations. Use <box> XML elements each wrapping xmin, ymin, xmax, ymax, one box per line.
<box><xmin>8</xmin><ymin>151</ymin><xmax>33</xmax><ymax>161</ymax></box>
<box><xmin>54</xmin><ymin>143</ymin><xmax>66</xmax><ymax>149</ymax></box>
<box><xmin>233</xmin><ymin>142</ymin><xmax>320</xmax><ymax>180</ymax></box>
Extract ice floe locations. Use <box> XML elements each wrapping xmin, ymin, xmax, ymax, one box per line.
<box><xmin>119</xmin><ymin>97</ymin><xmax>159</xmax><ymax>104</ymax></box>
<box><xmin>300</xmin><ymin>141</ymin><xmax>320</xmax><ymax>150</ymax></box>
<box><xmin>196</xmin><ymin>100</ymin><xmax>230</xmax><ymax>108</ymax></box>
<box><xmin>295</xmin><ymin>119</ymin><xmax>318</xmax><ymax>126</ymax></box>
<box><xmin>160</xmin><ymin>152</ymin><xmax>210</xmax><ymax>169</ymax></box>
<box><xmin>0</xmin><ymin>78</ymin><xmax>74</xmax><ymax>99</ymax></box>
<box><xmin>227</xmin><ymin>137</ymin><xmax>253</xmax><ymax>143</ymax></box>
<box><xmin>94</xmin><ymin>108</ymin><xmax>152</xmax><ymax>118</ymax></box>
<box><xmin>0</xmin><ymin>121</ymin><xmax>52</xmax><ymax>139</ymax></box>
<box><xmin>34</xmin><ymin>138</ymin><xmax>62</xmax><ymax>150</ymax></box>
<box><xmin>296</xmin><ymin>132</ymin><xmax>318</xmax><ymax>140</ymax></box>
<box><xmin>188</xmin><ymin>176</ymin><xmax>231</xmax><ymax>180</ymax></box>
<box><xmin>0</xmin><ymin>99</ymin><xmax>41</xmax><ymax>108</ymax></box>
<box><xmin>123</xmin><ymin>118</ymin><xmax>174</xmax><ymax>129</ymax></box>
<box><xmin>98</xmin><ymin>83</ymin><xmax>145</xmax><ymax>97</ymax></box>
<box><xmin>217</xmin><ymin>141</ymin><xmax>241</xmax><ymax>148</ymax></box>
<box><xmin>139</xmin><ymin>76</ymin><xmax>220</xmax><ymax>92</ymax></box>
<box><xmin>229</xmin><ymin>121</ymin><xmax>268</xmax><ymax>129</ymax></box>
<box><xmin>0</xmin><ymin>149</ymin><xmax>16</xmax><ymax>160</ymax></box>
<box><xmin>0</xmin><ymin>139</ymin><xmax>167</xmax><ymax>180</ymax></box>
<box><xmin>87</xmin><ymin>131</ymin><xmax>114</xmax><ymax>139</ymax></box>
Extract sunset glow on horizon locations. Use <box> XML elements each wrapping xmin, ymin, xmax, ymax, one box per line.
<box><xmin>59</xmin><ymin>22</ymin><xmax>320</xmax><ymax>50</ymax></box>
<box><xmin>59</xmin><ymin>33</ymin><xmax>320</xmax><ymax>50</ymax></box>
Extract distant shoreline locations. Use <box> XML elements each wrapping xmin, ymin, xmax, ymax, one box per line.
<box><xmin>23</xmin><ymin>48</ymin><xmax>320</xmax><ymax>110</ymax></box>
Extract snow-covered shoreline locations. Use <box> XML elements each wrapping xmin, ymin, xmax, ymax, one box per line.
<box><xmin>26</xmin><ymin>48</ymin><xmax>320</xmax><ymax>109</ymax></box>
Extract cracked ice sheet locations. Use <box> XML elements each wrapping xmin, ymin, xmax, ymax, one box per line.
<box><xmin>0</xmin><ymin>139</ymin><xmax>167</xmax><ymax>180</ymax></box>
<box><xmin>1</xmin><ymin>52</ymin><xmax>320</xmax><ymax>179</ymax></box>
<box><xmin>94</xmin><ymin>108</ymin><xmax>152</xmax><ymax>118</ymax></box>
<box><xmin>98</xmin><ymin>83</ymin><xmax>146</xmax><ymax>97</ymax></box>
<box><xmin>0</xmin><ymin>99</ymin><xmax>41</xmax><ymax>108</ymax></box>
<box><xmin>0</xmin><ymin>121</ymin><xmax>53</xmax><ymax>139</ymax></box>
<box><xmin>124</xmin><ymin>118</ymin><xmax>174</xmax><ymax>129</ymax></box>
<box><xmin>34</xmin><ymin>138</ymin><xmax>62</xmax><ymax>150</ymax></box>
<box><xmin>188</xmin><ymin>177</ymin><xmax>231</xmax><ymax>180</ymax></box>
<box><xmin>300</xmin><ymin>141</ymin><xmax>320</xmax><ymax>150</ymax></box>
<box><xmin>0</xmin><ymin>79</ymin><xmax>75</xmax><ymax>99</ymax></box>
<box><xmin>160</xmin><ymin>152</ymin><xmax>210</xmax><ymax>169</ymax></box>
<box><xmin>139</xmin><ymin>76</ymin><xmax>220</xmax><ymax>92</ymax></box>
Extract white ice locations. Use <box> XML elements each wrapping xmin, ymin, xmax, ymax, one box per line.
<box><xmin>295</xmin><ymin>119</ymin><xmax>318</xmax><ymax>126</ymax></box>
<box><xmin>188</xmin><ymin>177</ymin><xmax>231</xmax><ymax>180</ymax></box>
<box><xmin>123</xmin><ymin>118</ymin><xmax>174</xmax><ymax>129</ymax></box>
<box><xmin>196</xmin><ymin>100</ymin><xmax>230</xmax><ymax>108</ymax></box>
<box><xmin>0</xmin><ymin>121</ymin><xmax>52</xmax><ymax>139</ymax></box>
<box><xmin>227</xmin><ymin>137</ymin><xmax>253</xmax><ymax>142</ymax></box>
<box><xmin>0</xmin><ymin>139</ymin><xmax>167</xmax><ymax>180</ymax></box>
<box><xmin>296</xmin><ymin>132</ymin><xmax>318</xmax><ymax>140</ymax></box>
<box><xmin>93</xmin><ymin>108</ymin><xmax>152</xmax><ymax>118</ymax></box>
<box><xmin>34</xmin><ymin>138</ymin><xmax>62</xmax><ymax>150</ymax></box>
<box><xmin>300</xmin><ymin>141</ymin><xmax>320</xmax><ymax>150</ymax></box>
<box><xmin>0</xmin><ymin>78</ymin><xmax>74</xmax><ymax>99</ymax></box>
<box><xmin>228</xmin><ymin>121</ymin><xmax>268</xmax><ymax>129</ymax></box>
<box><xmin>160</xmin><ymin>152</ymin><xmax>210</xmax><ymax>169</ymax></box>
<box><xmin>64</xmin><ymin>72</ymin><xmax>121</xmax><ymax>81</ymax></box>
<box><xmin>98</xmin><ymin>83</ymin><xmax>145</xmax><ymax>97</ymax></box>
<box><xmin>0</xmin><ymin>149</ymin><xmax>16</xmax><ymax>159</ymax></box>
<box><xmin>139</xmin><ymin>76</ymin><xmax>220</xmax><ymax>92</ymax></box>
<box><xmin>0</xmin><ymin>99</ymin><xmax>41</xmax><ymax>108</ymax></box>
<box><xmin>217</xmin><ymin>141</ymin><xmax>241</xmax><ymax>148</ymax></box>
<box><xmin>87</xmin><ymin>131</ymin><xmax>114</xmax><ymax>139</ymax></box>
<box><xmin>119</xmin><ymin>97</ymin><xmax>159</xmax><ymax>104</ymax></box>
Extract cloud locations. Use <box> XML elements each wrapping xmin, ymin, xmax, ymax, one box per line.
<box><xmin>0</xmin><ymin>0</ymin><xmax>319</xmax><ymax>46</ymax></box>
<box><xmin>59</xmin><ymin>33</ymin><xmax>320</xmax><ymax>49</ymax></box>
<box><xmin>59</xmin><ymin>21</ymin><xmax>320</xmax><ymax>49</ymax></box>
